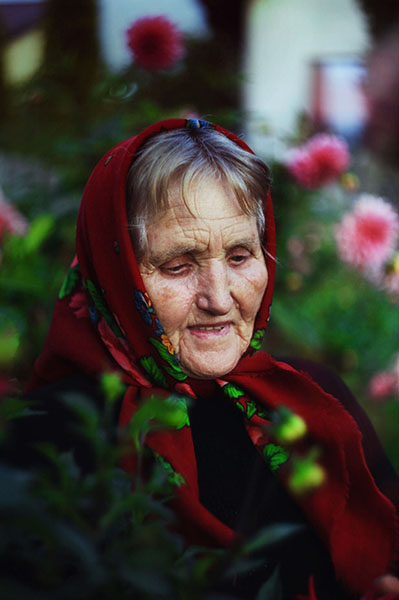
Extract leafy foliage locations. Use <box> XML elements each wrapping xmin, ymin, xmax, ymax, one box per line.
<box><xmin>0</xmin><ymin>387</ymin><xmax>299</xmax><ymax>599</ymax></box>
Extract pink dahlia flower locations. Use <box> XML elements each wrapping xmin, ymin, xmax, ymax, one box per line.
<box><xmin>0</xmin><ymin>191</ymin><xmax>28</xmax><ymax>244</ymax></box>
<box><xmin>335</xmin><ymin>195</ymin><xmax>399</xmax><ymax>271</ymax></box>
<box><xmin>369</xmin><ymin>355</ymin><xmax>399</xmax><ymax>401</ymax></box>
<box><xmin>126</xmin><ymin>16</ymin><xmax>185</xmax><ymax>71</ymax></box>
<box><xmin>369</xmin><ymin>371</ymin><xmax>397</xmax><ymax>400</ymax></box>
<box><xmin>286</xmin><ymin>134</ymin><xmax>350</xmax><ymax>189</ymax></box>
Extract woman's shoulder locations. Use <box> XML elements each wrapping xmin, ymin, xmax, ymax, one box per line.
<box><xmin>278</xmin><ymin>356</ymin><xmax>399</xmax><ymax>506</ymax></box>
<box><xmin>277</xmin><ymin>356</ymin><xmax>359</xmax><ymax>412</ymax></box>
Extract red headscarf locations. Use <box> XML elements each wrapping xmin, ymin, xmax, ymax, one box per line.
<box><xmin>27</xmin><ymin>119</ymin><xmax>397</xmax><ymax>595</ymax></box>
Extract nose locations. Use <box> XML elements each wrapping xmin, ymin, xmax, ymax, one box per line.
<box><xmin>196</xmin><ymin>261</ymin><xmax>233</xmax><ymax>315</ymax></box>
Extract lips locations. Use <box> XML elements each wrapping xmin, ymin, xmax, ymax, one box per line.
<box><xmin>193</xmin><ymin>325</ymin><xmax>225</xmax><ymax>331</ymax></box>
<box><xmin>188</xmin><ymin>322</ymin><xmax>231</xmax><ymax>338</ymax></box>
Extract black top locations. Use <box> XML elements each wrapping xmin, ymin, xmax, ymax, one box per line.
<box><xmin>188</xmin><ymin>358</ymin><xmax>398</xmax><ymax>599</ymax></box>
<box><xmin>3</xmin><ymin>359</ymin><xmax>398</xmax><ymax>599</ymax></box>
<box><xmin>189</xmin><ymin>373</ymin><xmax>346</xmax><ymax>598</ymax></box>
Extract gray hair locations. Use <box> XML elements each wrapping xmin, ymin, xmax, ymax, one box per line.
<box><xmin>126</xmin><ymin>127</ymin><xmax>270</xmax><ymax>260</ymax></box>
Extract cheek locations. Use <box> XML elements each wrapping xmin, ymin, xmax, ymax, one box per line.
<box><xmin>235</xmin><ymin>263</ymin><xmax>268</xmax><ymax>318</ymax></box>
<box><xmin>145</xmin><ymin>277</ymin><xmax>196</xmax><ymax>334</ymax></box>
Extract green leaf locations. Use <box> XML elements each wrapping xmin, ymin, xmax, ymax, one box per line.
<box><xmin>155</xmin><ymin>455</ymin><xmax>186</xmax><ymax>488</ymax></box>
<box><xmin>85</xmin><ymin>279</ymin><xmax>122</xmax><ymax>337</ymax></box>
<box><xmin>223</xmin><ymin>557</ymin><xmax>267</xmax><ymax>579</ymax></box>
<box><xmin>164</xmin><ymin>395</ymin><xmax>190</xmax><ymax>429</ymax></box>
<box><xmin>60</xmin><ymin>392</ymin><xmax>100</xmax><ymax>437</ymax></box>
<box><xmin>0</xmin><ymin>397</ymin><xmax>40</xmax><ymax>421</ymax></box>
<box><xmin>163</xmin><ymin>365</ymin><xmax>188</xmax><ymax>382</ymax></box>
<box><xmin>250</xmin><ymin>328</ymin><xmax>265</xmax><ymax>351</ymax></box>
<box><xmin>100</xmin><ymin>372</ymin><xmax>126</xmax><ymax>404</ymax></box>
<box><xmin>0</xmin><ymin>464</ymin><xmax>34</xmax><ymax>510</ymax></box>
<box><xmin>175</xmin><ymin>544</ymin><xmax>223</xmax><ymax>566</ymax></box>
<box><xmin>149</xmin><ymin>338</ymin><xmax>187</xmax><ymax>381</ymax></box>
<box><xmin>0</xmin><ymin>325</ymin><xmax>20</xmax><ymax>365</ymax></box>
<box><xmin>86</xmin><ymin>279</ymin><xmax>106</xmax><ymax>311</ymax></box>
<box><xmin>222</xmin><ymin>383</ymin><xmax>245</xmax><ymax>399</ymax></box>
<box><xmin>263</xmin><ymin>443</ymin><xmax>290</xmax><ymax>472</ymax></box>
<box><xmin>23</xmin><ymin>214</ymin><xmax>54</xmax><ymax>254</ymax></box>
<box><xmin>244</xmin><ymin>523</ymin><xmax>302</xmax><ymax>555</ymax></box>
<box><xmin>246</xmin><ymin>399</ymin><xmax>258</xmax><ymax>419</ymax></box>
<box><xmin>288</xmin><ymin>449</ymin><xmax>325</xmax><ymax>495</ymax></box>
<box><xmin>48</xmin><ymin>520</ymin><xmax>100</xmax><ymax>574</ymax></box>
<box><xmin>129</xmin><ymin>394</ymin><xmax>190</xmax><ymax>449</ymax></box>
<box><xmin>256</xmin><ymin>565</ymin><xmax>283</xmax><ymax>600</ymax></box>
<box><xmin>120</xmin><ymin>567</ymin><xmax>171</xmax><ymax>596</ymax></box>
<box><xmin>58</xmin><ymin>264</ymin><xmax>80</xmax><ymax>299</ymax></box>
<box><xmin>140</xmin><ymin>356</ymin><xmax>168</xmax><ymax>388</ymax></box>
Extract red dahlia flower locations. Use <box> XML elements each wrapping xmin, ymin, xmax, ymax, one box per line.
<box><xmin>126</xmin><ymin>16</ymin><xmax>185</xmax><ymax>71</ymax></box>
<box><xmin>286</xmin><ymin>134</ymin><xmax>350</xmax><ymax>189</ymax></box>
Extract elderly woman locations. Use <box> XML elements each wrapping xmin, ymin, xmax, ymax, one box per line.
<box><xmin>24</xmin><ymin>119</ymin><xmax>397</xmax><ymax>599</ymax></box>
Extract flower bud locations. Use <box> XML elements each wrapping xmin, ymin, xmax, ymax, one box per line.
<box><xmin>272</xmin><ymin>408</ymin><xmax>307</xmax><ymax>444</ymax></box>
<box><xmin>288</xmin><ymin>455</ymin><xmax>326</xmax><ymax>495</ymax></box>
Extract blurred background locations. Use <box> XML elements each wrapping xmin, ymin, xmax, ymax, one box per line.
<box><xmin>0</xmin><ymin>0</ymin><xmax>398</xmax><ymax>467</ymax></box>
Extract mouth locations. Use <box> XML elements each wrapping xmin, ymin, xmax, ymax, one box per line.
<box><xmin>188</xmin><ymin>322</ymin><xmax>231</xmax><ymax>338</ymax></box>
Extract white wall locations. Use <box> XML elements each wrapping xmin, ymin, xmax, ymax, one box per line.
<box><xmin>243</xmin><ymin>0</ymin><xmax>370</xmax><ymax>156</ymax></box>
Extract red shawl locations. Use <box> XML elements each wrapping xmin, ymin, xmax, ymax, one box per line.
<box><xmin>27</xmin><ymin>118</ymin><xmax>397</xmax><ymax>596</ymax></box>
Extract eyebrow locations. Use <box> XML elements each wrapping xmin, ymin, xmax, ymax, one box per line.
<box><xmin>147</xmin><ymin>237</ymin><xmax>260</xmax><ymax>266</ymax></box>
<box><xmin>225</xmin><ymin>238</ymin><xmax>259</xmax><ymax>253</ymax></box>
<box><xmin>148</xmin><ymin>245</ymin><xmax>197</xmax><ymax>266</ymax></box>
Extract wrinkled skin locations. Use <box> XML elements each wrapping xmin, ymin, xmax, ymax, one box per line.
<box><xmin>139</xmin><ymin>178</ymin><xmax>268</xmax><ymax>379</ymax></box>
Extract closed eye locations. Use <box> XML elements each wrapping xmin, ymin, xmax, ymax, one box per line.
<box><xmin>229</xmin><ymin>249</ymin><xmax>252</xmax><ymax>265</ymax></box>
<box><xmin>164</xmin><ymin>264</ymin><xmax>189</xmax><ymax>273</ymax></box>
<box><xmin>161</xmin><ymin>256</ymin><xmax>193</xmax><ymax>275</ymax></box>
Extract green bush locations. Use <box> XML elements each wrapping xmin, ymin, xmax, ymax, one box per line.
<box><xmin>0</xmin><ymin>382</ymin><xmax>300</xmax><ymax>599</ymax></box>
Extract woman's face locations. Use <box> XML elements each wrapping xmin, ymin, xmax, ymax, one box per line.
<box><xmin>139</xmin><ymin>178</ymin><xmax>268</xmax><ymax>379</ymax></box>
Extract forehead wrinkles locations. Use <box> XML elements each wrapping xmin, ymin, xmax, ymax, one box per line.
<box><xmin>157</xmin><ymin>199</ymin><xmax>248</xmax><ymax>231</ymax></box>
<box><xmin>175</xmin><ymin>212</ymin><xmax>254</xmax><ymax>244</ymax></box>
<box><xmin>174</xmin><ymin>188</ymin><xmax>257</xmax><ymax>220</ymax></box>
<box><xmin>146</xmin><ymin>179</ymin><xmax>261</xmax><ymax>259</ymax></box>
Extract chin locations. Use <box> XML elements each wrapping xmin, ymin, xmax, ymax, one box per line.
<box><xmin>179</xmin><ymin>354</ymin><xmax>241</xmax><ymax>380</ymax></box>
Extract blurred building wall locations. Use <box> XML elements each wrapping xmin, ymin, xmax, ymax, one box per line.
<box><xmin>0</xmin><ymin>0</ymin><xmax>45</xmax><ymax>85</ymax></box>
<box><xmin>4</xmin><ymin>27</ymin><xmax>43</xmax><ymax>84</ymax></box>
<box><xmin>243</xmin><ymin>0</ymin><xmax>370</xmax><ymax>156</ymax></box>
